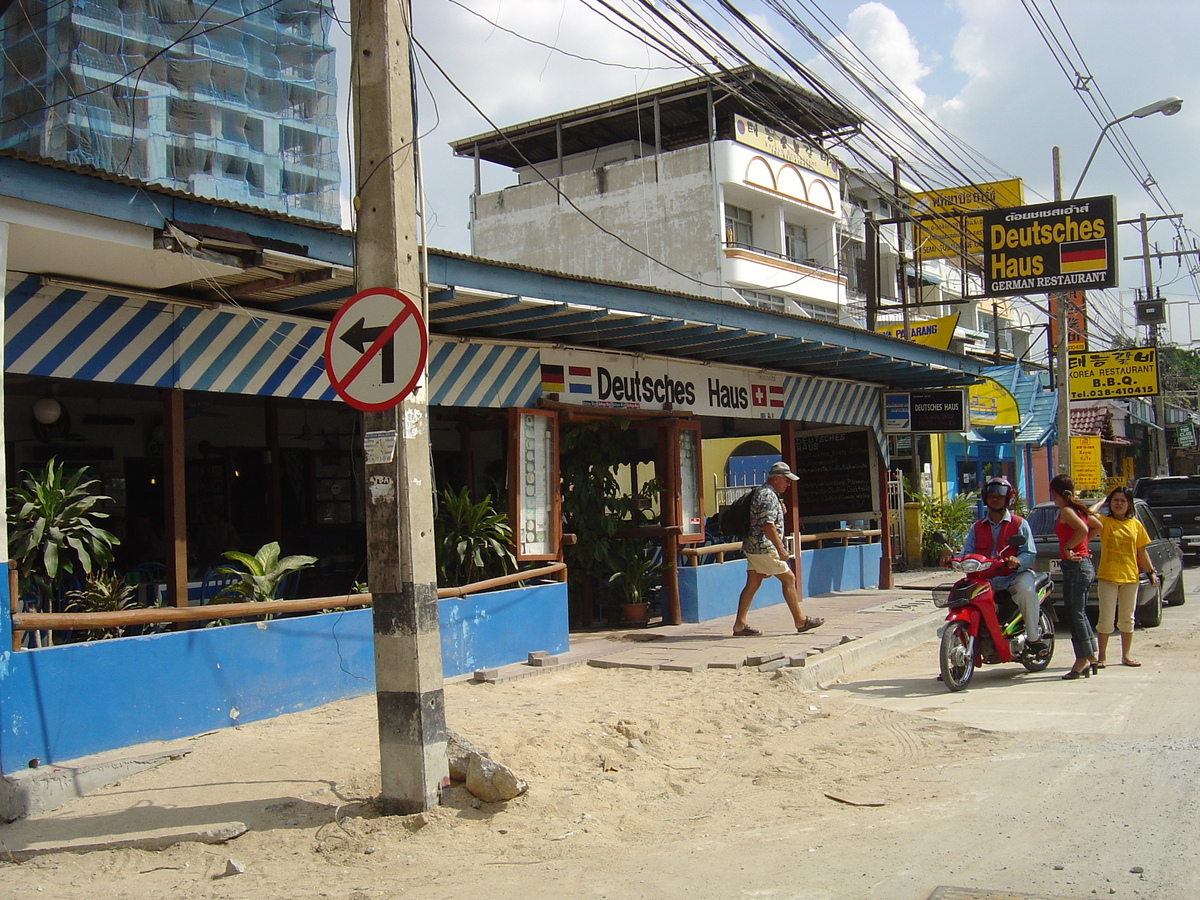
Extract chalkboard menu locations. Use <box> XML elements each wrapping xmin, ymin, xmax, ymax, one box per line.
<box><xmin>794</xmin><ymin>429</ymin><xmax>876</xmax><ymax>519</ymax></box>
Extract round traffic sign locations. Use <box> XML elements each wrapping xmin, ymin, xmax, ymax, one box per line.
<box><xmin>324</xmin><ymin>287</ymin><xmax>428</xmax><ymax>411</ymax></box>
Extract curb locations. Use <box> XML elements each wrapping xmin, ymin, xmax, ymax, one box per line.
<box><xmin>784</xmin><ymin>611</ymin><xmax>943</xmax><ymax>691</ymax></box>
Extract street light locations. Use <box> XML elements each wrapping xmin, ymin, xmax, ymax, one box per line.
<box><xmin>1070</xmin><ymin>97</ymin><xmax>1183</xmax><ymax>199</ymax></box>
<box><xmin>1055</xmin><ymin>97</ymin><xmax>1183</xmax><ymax>476</ymax></box>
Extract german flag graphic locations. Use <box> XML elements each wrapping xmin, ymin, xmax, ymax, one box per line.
<box><xmin>1060</xmin><ymin>239</ymin><xmax>1107</xmax><ymax>274</ymax></box>
<box><xmin>540</xmin><ymin>363</ymin><xmax>565</xmax><ymax>393</ymax></box>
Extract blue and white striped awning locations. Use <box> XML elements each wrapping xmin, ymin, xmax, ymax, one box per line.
<box><xmin>4</xmin><ymin>276</ymin><xmax>882</xmax><ymax>445</ymax></box>
<box><xmin>780</xmin><ymin>375</ymin><xmax>883</xmax><ymax>450</ymax></box>
<box><xmin>5</xmin><ymin>276</ymin><xmax>338</xmax><ymax>400</ymax></box>
<box><xmin>4</xmin><ymin>277</ymin><xmax>546</xmax><ymax>408</ymax></box>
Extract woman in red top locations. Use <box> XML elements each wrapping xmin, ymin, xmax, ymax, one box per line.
<box><xmin>1049</xmin><ymin>474</ymin><xmax>1102</xmax><ymax>679</ymax></box>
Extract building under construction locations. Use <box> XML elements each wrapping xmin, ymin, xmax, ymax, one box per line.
<box><xmin>0</xmin><ymin>0</ymin><xmax>340</xmax><ymax>224</ymax></box>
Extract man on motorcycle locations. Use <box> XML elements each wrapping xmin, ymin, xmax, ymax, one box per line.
<box><xmin>954</xmin><ymin>476</ymin><xmax>1044</xmax><ymax>654</ymax></box>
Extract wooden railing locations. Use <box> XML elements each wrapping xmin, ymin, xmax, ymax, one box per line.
<box><xmin>9</xmin><ymin>562</ymin><xmax>567</xmax><ymax>651</ymax></box>
<box><xmin>679</xmin><ymin>529</ymin><xmax>882</xmax><ymax>566</ymax></box>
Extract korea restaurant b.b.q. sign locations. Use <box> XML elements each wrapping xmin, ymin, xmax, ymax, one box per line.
<box><xmin>981</xmin><ymin>195</ymin><xmax>1117</xmax><ymax>297</ymax></box>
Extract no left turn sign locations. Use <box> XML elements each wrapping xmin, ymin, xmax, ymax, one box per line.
<box><xmin>324</xmin><ymin>287</ymin><xmax>428</xmax><ymax>411</ymax></box>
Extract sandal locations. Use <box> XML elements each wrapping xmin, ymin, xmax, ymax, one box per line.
<box><xmin>797</xmin><ymin>616</ymin><xmax>824</xmax><ymax>634</ymax></box>
<box><xmin>1121</xmin><ymin>658</ymin><xmax>1142</xmax><ymax>667</ymax></box>
<box><xmin>732</xmin><ymin>626</ymin><xmax>762</xmax><ymax>637</ymax></box>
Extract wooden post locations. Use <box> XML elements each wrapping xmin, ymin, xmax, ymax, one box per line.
<box><xmin>353</xmin><ymin>0</ymin><xmax>447</xmax><ymax>814</ymax></box>
<box><xmin>781</xmin><ymin>420</ymin><xmax>803</xmax><ymax>594</ymax></box>
<box><xmin>877</xmin><ymin>447</ymin><xmax>894</xmax><ymax>589</ymax></box>
<box><xmin>163</xmin><ymin>389</ymin><xmax>188</xmax><ymax>607</ymax></box>
<box><xmin>265</xmin><ymin>398</ymin><xmax>284</xmax><ymax>540</ymax></box>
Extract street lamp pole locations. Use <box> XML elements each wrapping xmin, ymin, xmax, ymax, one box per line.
<box><xmin>1054</xmin><ymin>96</ymin><xmax>1183</xmax><ymax>477</ymax></box>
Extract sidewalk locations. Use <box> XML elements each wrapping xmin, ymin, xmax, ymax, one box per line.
<box><xmin>0</xmin><ymin>570</ymin><xmax>948</xmax><ymax>857</ymax></box>
<box><xmin>481</xmin><ymin>567</ymin><xmax>947</xmax><ymax>690</ymax></box>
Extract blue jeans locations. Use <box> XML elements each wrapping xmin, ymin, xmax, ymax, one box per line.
<box><xmin>1061</xmin><ymin>557</ymin><xmax>1097</xmax><ymax>658</ymax></box>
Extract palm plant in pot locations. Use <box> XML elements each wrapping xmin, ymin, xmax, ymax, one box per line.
<box><xmin>607</xmin><ymin>538</ymin><xmax>662</xmax><ymax>625</ymax></box>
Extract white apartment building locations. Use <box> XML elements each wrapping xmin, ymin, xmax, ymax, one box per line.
<box><xmin>452</xmin><ymin>66</ymin><xmax>874</xmax><ymax>325</ymax></box>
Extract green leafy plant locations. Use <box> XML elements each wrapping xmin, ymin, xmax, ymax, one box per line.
<box><xmin>64</xmin><ymin>572</ymin><xmax>137</xmax><ymax>640</ymax></box>
<box><xmin>607</xmin><ymin>538</ymin><xmax>663</xmax><ymax>607</ymax></box>
<box><xmin>433</xmin><ymin>486</ymin><xmax>515</xmax><ymax>587</ymax></box>
<box><xmin>213</xmin><ymin>541</ymin><xmax>317</xmax><ymax>604</ymax></box>
<box><xmin>919</xmin><ymin>491</ymin><xmax>979</xmax><ymax>565</ymax></box>
<box><xmin>559</xmin><ymin>422</ymin><xmax>630</xmax><ymax>615</ymax></box>
<box><xmin>7</xmin><ymin>458</ymin><xmax>119</xmax><ymax>603</ymax></box>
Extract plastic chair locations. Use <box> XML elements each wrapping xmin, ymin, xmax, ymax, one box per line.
<box><xmin>124</xmin><ymin>561</ymin><xmax>166</xmax><ymax>587</ymax></box>
<box><xmin>277</xmin><ymin>570</ymin><xmax>302</xmax><ymax>600</ymax></box>
<box><xmin>200</xmin><ymin>567</ymin><xmax>241</xmax><ymax>604</ymax></box>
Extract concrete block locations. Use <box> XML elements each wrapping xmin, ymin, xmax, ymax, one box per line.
<box><xmin>746</xmin><ymin>651</ymin><xmax>784</xmax><ymax>666</ymax></box>
<box><xmin>1</xmin><ymin>746</ymin><xmax>191</xmax><ymax>823</ymax></box>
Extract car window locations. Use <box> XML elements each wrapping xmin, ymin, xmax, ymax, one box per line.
<box><xmin>1139</xmin><ymin>482</ymin><xmax>1200</xmax><ymax>505</ymax></box>
<box><xmin>1136</xmin><ymin>502</ymin><xmax>1163</xmax><ymax>540</ymax></box>
<box><xmin>1027</xmin><ymin>506</ymin><xmax>1058</xmax><ymax>535</ymax></box>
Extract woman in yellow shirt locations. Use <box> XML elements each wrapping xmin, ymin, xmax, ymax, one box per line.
<box><xmin>1090</xmin><ymin>487</ymin><xmax>1157</xmax><ymax>667</ymax></box>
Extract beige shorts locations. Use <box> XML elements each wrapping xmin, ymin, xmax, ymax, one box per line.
<box><xmin>745</xmin><ymin>551</ymin><xmax>791</xmax><ymax>576</ymax></box>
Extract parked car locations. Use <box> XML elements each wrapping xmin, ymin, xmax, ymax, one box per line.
<box><xmin>1133</xmin><ymin>475</ymin><xmax>1200</xmax><ymax>564</ymax></box>
<box><xmin>1027</xmin><ymin>499</ymin><xmax>1185</xmax><ymax>627</ymax></box>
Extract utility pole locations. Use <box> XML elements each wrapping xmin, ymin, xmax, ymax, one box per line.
<box><xmin>1052</xmin><ymin>147</ymin><xmax>1071</xmax><ymax>474</ymax></box>
<box><xmin>352</xmin><ymin>0</ymin><xmax>447</xmax><ymax>814</ymax></box>
<box><xmin>1140</xmin><ymin>213</ymin><xmax>1172</xmax><ymax>475</ymax></box>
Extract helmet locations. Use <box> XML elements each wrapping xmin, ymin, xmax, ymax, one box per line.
<box><xmin>982</xmin><ymin>477</ymin><xmax>1014</xmax><ymax>504</ymax></box>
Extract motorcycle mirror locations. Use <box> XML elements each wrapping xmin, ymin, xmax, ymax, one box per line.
<box><xmin>928</xmin><ymin>531</ymin><xmax>948</xmax><ymax>545</ymax></box>
<box><xmin>1006</xmin><ymin>535</ymin><xmax>1025</xmax><ymax>547</ymax></box>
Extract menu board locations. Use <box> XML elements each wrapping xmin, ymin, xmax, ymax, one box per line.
<box><xmin>513</xmin><ymin>410</ymin><xmax>558</xmax><ymax>559</ymax></box>
<box><xmin>793</xmin><ymin>428</ymin><xmax>877</xmax><ymax>520</ymax></box>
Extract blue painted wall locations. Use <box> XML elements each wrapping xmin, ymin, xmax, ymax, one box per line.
<box><xmin>677</xmin><ymin>544</ymin><xmax>881</xmax><ymax>622</ymax></box>
<box><xmin>0</xmin><ymin>582</ymin><xmax>567</xmax><ymax>775</ymax></box>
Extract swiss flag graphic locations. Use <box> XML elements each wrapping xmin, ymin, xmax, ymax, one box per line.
<box><xmin>751</xmin><ymin>384</ymin><xmax>768</xmax><ymax>406</ymax></box>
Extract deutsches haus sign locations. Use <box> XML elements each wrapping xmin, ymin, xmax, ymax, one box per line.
<box><xmin>981</xmin><ymin>195</ymin><xmax>1117</xmax><ymax>297</ymax></box>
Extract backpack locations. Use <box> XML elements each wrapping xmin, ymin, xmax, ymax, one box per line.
<box><xmin>717</xmin><ymin>486</ymin><xmax>766</xmax><ymax>539</ymax></box>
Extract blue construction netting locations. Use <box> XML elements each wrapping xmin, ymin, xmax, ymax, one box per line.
<box><xmin>0</xmin><ymin>0</ymin><xmax>340</xmax><ymax>224</ymax></box>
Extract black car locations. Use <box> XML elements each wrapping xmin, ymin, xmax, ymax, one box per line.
<box><xmin>1133</xmin><ymin>475</ymin><xmax>1200</xmax><ymax>563</ymax></box>
<box><xmin>1027</xmin><ymin>498</ymin><xmax>1186</xmax><ymax>627</ymax></box>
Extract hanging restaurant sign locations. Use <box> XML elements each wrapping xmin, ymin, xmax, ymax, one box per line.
<box><xmin>1068</xmin><ymin>347</ymin><xmax>1158</xmax><ymax>400</ymax></box>
<box><xmin>980</xmin><ymin>195</ymin><xmax>1117</xmax><ymax>297</ymax></box>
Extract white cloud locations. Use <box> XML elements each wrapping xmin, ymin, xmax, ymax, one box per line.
<box><xmin>839</xmin><ymin>2</ymin><xmax>929</xmax><ymax>109</ymax></box>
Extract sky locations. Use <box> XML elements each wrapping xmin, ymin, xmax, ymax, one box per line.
<box><xmin>329</xmin><ymin>1</ymin><xmax>1200</xmax><ymax>350</ymax></box>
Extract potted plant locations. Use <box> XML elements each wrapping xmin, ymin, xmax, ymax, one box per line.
<box><xmin>607</xmin><ymin>538</ymin><xmax>663</xmax><ymax>625</ymax></box>
<box><xmin>7</xmin><ymin>458</ymin><xmax>119</xmax><ymax>610</ymax></box>
<box><xmin>63</xmin><ymin>572</ymin><xmax>138</xmax><ymax>640</ymax></box>
<box><xmin>433</xmin><ymin>486</ymin><xmax>515</xmax><ymax>587</ymax></box>
<box><xmin>212</xmin><ymin>541</ymin><xmax>317</xmax><ymax>604</ymax></box>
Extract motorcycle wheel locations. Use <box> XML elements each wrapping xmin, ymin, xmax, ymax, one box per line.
<box><xmin>1022</xmin><ymin>610</ymin><xmax>1055</xmax><ymax>672</ymax></box>
<box><xmin>939</xmin><ymin>621</ymin><xmax>974</xmax><ymax>691</ymax></box>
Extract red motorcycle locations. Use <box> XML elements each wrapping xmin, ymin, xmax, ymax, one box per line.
<box><xmin>932</xmin><ymin>534</ymin><xmax>1055</xmax><ymax>691</ymax></box>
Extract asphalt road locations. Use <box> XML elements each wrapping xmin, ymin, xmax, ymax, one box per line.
<box><xmin>823</xmin><ymin>562</ymin><xmax>1200</xmax><ymax>899</ymax></box>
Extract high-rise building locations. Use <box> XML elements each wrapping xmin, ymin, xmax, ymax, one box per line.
<box><xmin>0</xmin><ymin>0</ymin><xmax>339</xmax><ymax>224</ymax></box>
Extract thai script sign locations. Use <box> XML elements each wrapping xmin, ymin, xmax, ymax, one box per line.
<box><xmin>911</xmin><ymin>179</ymin><xmax>1024</xmax><ymax>260</ymax></box>
<box><xmin>733</xmin><ymin>115</ymin><xmax>839</xmax><ymax>178</ymax></box>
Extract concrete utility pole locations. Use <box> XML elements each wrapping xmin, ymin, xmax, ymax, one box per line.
<box><xmin>351</xmin><ymin>0</ymin><xmax>448</xmax><ymax>814</ymax></box>
<box><xmin>1139</xmin><ymin>213</ymin><xmax>1172</xmax><ymax>475</ymax></box>
<box><xmin>1052</xmin><ymin>147</ymin><xmax>1071</xmax><ymax>474</ymax></box>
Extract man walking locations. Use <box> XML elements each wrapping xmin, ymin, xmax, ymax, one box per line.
<box><xmin>732</xmin><ymin>461</ymin><xmax>824</xmax><ymax>637</ymax></box>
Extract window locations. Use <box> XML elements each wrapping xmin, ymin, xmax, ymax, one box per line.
<box><xmin>725</xmin><ymin>205</ymin><xmax>753</xmax><ymax>247</ymax></box>
<box><xmin>738</xmin><ymin>289</ymin><xmax>785</xmax><ymax>312</ymax></box>
<box><xmin>978</xmin><ymin>310</ymin><xmax>1013</xmax><ymax>354</ymax></box>
<box><xmin>785</xmin><ymin>223</ymin><xmax>809</xmax><ymax>262</ymax></box>
<box><xmin>796</xmin><ymin>300</ymin><xmax>839</xmax><ymax>323</ymax></box>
